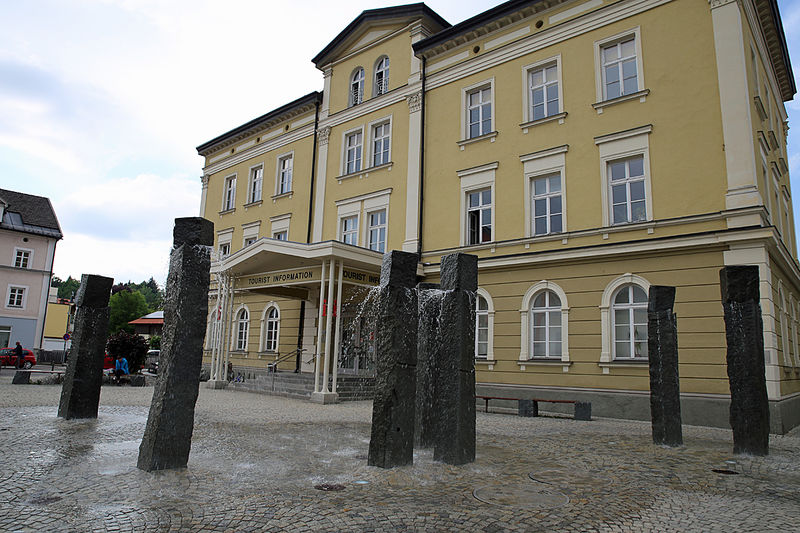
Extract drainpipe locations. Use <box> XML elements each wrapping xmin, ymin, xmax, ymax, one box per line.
<box><xmin>297</xmin><ymin>96</ymin><xmax>321</xmax><ymax>372</ymax></box>
<box><xmin>417</xmin><ymin>56</ymin><xmax>427</xmax><ymax>260</ymax></box>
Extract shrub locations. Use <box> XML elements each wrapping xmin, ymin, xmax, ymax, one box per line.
<box><xmin>107</xmin><ymin>332</ymin><xmax>148</xmax><ymax>373</ymax></box>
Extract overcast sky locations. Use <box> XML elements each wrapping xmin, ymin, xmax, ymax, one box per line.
<box><xmin>1</xmin><ymin>0</ymin><xmax>798</xmax><ymax>286</ymax></box>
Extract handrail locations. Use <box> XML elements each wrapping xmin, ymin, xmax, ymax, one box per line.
<box><xmin>303</xmin><ymin>353</ymin><xmax>319</xmax><ymax>365</ymax></box>
<box><xmin>268</xmin><ymin>347</ymin><xmax>306</xmax><ymax>372</ymax></box>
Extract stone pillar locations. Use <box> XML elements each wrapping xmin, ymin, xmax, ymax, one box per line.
<box><xmin>138</xmin><ymin>217</ymin><xmax>213</xmax><ymax>471</ymax></box>
<box><xmin>415</xmin><ymin>282</ymin><xmax>440</xmax><ymax>448</ymax></box>
<box><xmin>368</xmin><ymin>251</ymin><xmax>418</xmax><ymax>468</ymax></box>
<box><xmin>434</xmin><ymin>253</ymin><xmax>477</xmax><ymax>465</ymax></box>
<box><xmin>720</xmin><ymin>265</ymin><xmax>769</xmax><ymax>456</ymax></box>
<box><xmin>57</xmin><ymin>274</ymin><xmax>113</xmax><ymax>420</ymax></box>
<box><xmin>647</xmin><ymin>285</ymin><xmax>683</xmax><ymax>447</ymax></box>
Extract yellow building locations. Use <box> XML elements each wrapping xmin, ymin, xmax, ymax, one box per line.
<box><xmin>196</xmin><ymin>0</ymin><xmax>799</xmax><ymax>432</ymax></box>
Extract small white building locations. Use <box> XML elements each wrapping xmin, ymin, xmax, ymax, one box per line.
<box><xmin>0</xmin><ymin>188</ymin><xmax>62</xmax><ymax>350</ymax></box>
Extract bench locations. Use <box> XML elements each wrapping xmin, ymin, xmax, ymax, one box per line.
<box><xmin>11</xmin><ymin>369</ymin><xmax>65</xmax><ymax>384</ymax></box>
<box><xmin>476</xmin><ymin>395</ymin><xmax>591</xmax><ymax>421</ymax></box>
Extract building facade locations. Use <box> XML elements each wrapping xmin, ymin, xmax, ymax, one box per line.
<box><xmin>0</xmin><ymin>188</ymin><xmax>63</xmax><ymax>351</ymax></box>
<box><xmin>197</xmin><ymin>0</ymin><xmax>799</xmax><ymax>431</ymax></box>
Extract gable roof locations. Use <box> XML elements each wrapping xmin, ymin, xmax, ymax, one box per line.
<box><xmin>0</xmin><ymin>188</ymin><xmax>62</xmax><ymax>239</ymax></box>
<box><xmin>312</xmin><ymin>3</ymin><xmax>450</xmax><ymax>67</ymax></box>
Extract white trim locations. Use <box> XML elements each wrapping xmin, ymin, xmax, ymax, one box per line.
<box><xmin>231</xmin><ymin>304</ymin><xmax>251</xmax><ymax>352</ymax></box>
<box><xmin>12</xmin><ymin>247</ymin><xmax>33</xmax><ymax>269</ymax></box>
<box><xmin>599</xmin><ymin>273</ymin><xmax>650</xmax><ymax>372</ymax></box>
<box><xmin>366</xmin><ymin>114</ymin><xmax>393</xmax><ymax>168</ymax></box>
<box><xmin>461</xmin><ymin>77</ymin><xmax>495</xmax><ymax>141</ymax></box>
<box><xmin>274</xmin><ymin>151</ymin><xmax>294</xmax><ymax>197</ymax></box>
<box><xmin>519</xmin><ymin>280</ymin><xmax>570</xmax><ymax>372</ymax></box>
<box><xmin>246</xmin><ymin>162</ymin><xmax>264</xmax><ymax>205</ymax></box>
<box><xmin>335</xmin><ymin>189</ymin><xmax>392</xmax><ymax>248</ymax></box>
<box><xmin>259</xmin><ymin>302</ymin><xmax>281</xmax><ymax>353</ymax></box>
<box><xmin>270</xmin><ymin>214</ymin><xmax>291</xmax><ymax>238</ymax></box>
<box><xmin>521</xmin><ymin>55</ymin><xmax>563</xmax><ymax>124</ymax></box>
<box><xmin>340</xmin><ymin>125</ymin><xmax>365</xmax><ymax>176</ymax></box>
<box><xmin>458</xmin><ymin>164</ymin><xmax>497</xmax><ymax>247</ymax></box>
<box><xmin>521</xmin><ymin>145</ymin><xmax>568</xmax><ymax>238</ymax></box>
<box><xmin>596</xmin><ymin>126</ymin><xmax>653</xmax><ymax>226</ymax></box>
<box><xmin>475</xmin><ymin>287</ymin><xmax>495</xmax><ymax>364</ymax></box>
<box><xmin>5</xmin><ymin>284</ymin><xmax>28</xmax><ymax>310</ymax></box>
<box><xmin>592</xmin><ymin>26</ymin><xmax>645</xmax><ymax>105</ymax></box>
<box><xmin>550</xmin><ymin>0</ymin><xmax>602</xmax><ymax>23</ymax></box>
<box><xmin>221</xmin><ymin>173</ymin><xmax>237</xmax><ymax>212</ymax></box>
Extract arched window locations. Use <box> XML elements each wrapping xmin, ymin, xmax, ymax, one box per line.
<box><xmin>519</xmin><ymin>281</ymin><xmax>570</xmax><ymax>370</ymax></box>
<box><xmin>374</xmin><ymin>56</ymin><xmax>389</xmax><ymax>96</ymax></box>
<box><xmin>235</xmin><ymin>307</ymin><xmax>249</xmax><ymax>351</ymax></box>
<box><xmin>611</xmin><ymin>284</ymin><xmax>648</xmax><ymax>360</ymax></box>
<box><xmin>350</xmin><ymin>67</ymin><xmax>365</xmax><ymax>106</ymax></box>
<box><xmin>531</xmin><ymin>290</ymin><xmax>562</xmax><ymax>358</ymax></box>
<box><xmin>476</xmin><ymin>294</ymin><xmax>489</xmax><ymax>358</ymax></box>
<box><xmin>264</xmin><ymin>306</ymin><xmax>279</xmax><ymax>352</ymax></box>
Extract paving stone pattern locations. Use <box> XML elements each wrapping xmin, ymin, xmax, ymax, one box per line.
<box><xmin>0</xmin><ymin>374</ymin><xmax>798</xmax><ymax>532</ymax></box>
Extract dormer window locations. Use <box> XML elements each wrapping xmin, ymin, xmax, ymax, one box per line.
<box><xmin>374</xmin><ymin>56</ymin><xmax>389</xmax><ymax>96</ymax></box>
<box><xmin>350</xmin><ymin>67</ymin><xmax>365</xmax><ymax>106</ymax></box>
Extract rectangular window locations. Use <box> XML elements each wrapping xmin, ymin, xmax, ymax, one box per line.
<box><xmin>467</xmin><ymin>87</ymin><xmax>492</xmax><ymax>138</ymax></box>
<box><xmin>467</xmin><ymin>189</ymin><xmax>492</xmax><ymax>244</ymax></box>
<box><xmin>609</xmin><ymin>156</ymin><xmax>646</xmax><ymax>224</ymax></box>
<box><xmin>531</xmin><ymin>174</ymin><xmax>562</xmax><ymax>236</ymax></box>
<box><xmin>372</xmin><ymin>122</ymin><xmax>390</xmax><ymax>167</ymax></box>
<box><xmin>223</xmin><ymin>176</ymin><xmax>236</xmax><ymax>211</ymax></box>
<box><xmin>219</xmin><ymin>243</ymin><xmax>231</xmax><ymax>259</ymax></box>
<box><xmin>249</xmin><ymin>166</ymin><xmax>263</xmax><ymax>203</ymax></box>
<box><xmin>244</xmin><ymin>237</ymin><xmax>257</xmax><ymax>247</ymax></box>
<box><xmin>773</xmin><ymin>171</ymin><xmax>782</xmax><ymax>234</ymax></box>
<box><xmin>529</xmin><ymin>63</ymin><xmax>559</xmax><ymax>121</ymax></box>
<box><xmin>367</xmin><ymin>210</ymin><xmax>386</xmax><ymax>252</ymax></box>
<box><xmin>273</xmin><ymin>231</ymin><xmax>288</xmax><ymax>241</ymax></box>
<box><xmin>277</xmin><ymin>156</ymin><xmax>293</xmax><ymax>195</ymax></box>
<box><xmin>602</xmin><ymin>37</ymin><xmax>638</xmax><ymax>100</ymax></box>
<box><xmin>341</xmin><ymin>215</ymin><xmax>358</xmax><ymax>245</ymax></box>
<box><xmin>7</xmin><ymin>287</ymin><xmax>24</xmax><ymax>308</ymax></box>
<box><xmin>345</xmin><ymin>131</ymin><xmax>363</xmax><ymax>174</ymax></box>
<box><xmin>14</xmin><ymin>249</ymin><xmax>31</xmax><ymax>269</ymax></box>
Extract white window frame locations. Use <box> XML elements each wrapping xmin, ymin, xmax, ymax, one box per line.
<box><xmin>366</xmin><ymin>209</ymin><xmax>387</xmax><ymax>253</ymax></box>
<box><xmin>276</xmin><ymin>152</ymin><xmax>294</xmax><ymax>196</ymax></box>
<box><xmin>594</xmin><ymin>27</ymin><xmax>644</xmax><ymax>103</ymax></box>
<box><xmin>342</xmin><ymin>127</ymin><xmax>364</xmax><ymax>175</ymax></box>
<box><xmin>779</xmin><ymin>284</ymin><xmax>791</xmax><ymax>367</ymax></box>
<box><xmin>273</xmin><ymin>231</ymin><xmax>288</xmax><ymax>241</ymax></box>
<box><xmin>772</xmin><ymin>169</ymin><xmax>782</xmax><ymax>234</ymax></box>
<box><xmin>522</xmin><ymin>55</ymin><xmax>562</xmax><ymax>123</ymax></box>
<box><xmin>232</xmin><ymin>305</ymin><xmax>250</xmax><ymax>352</ymax></box>
<box><xmin>259</xmin><ymin>302</ymin><xmax>281</xmax><ymax>353</ymax></box>
<box><xmin>458</xmin><ymin>163</ymin><xmax>497</xmax><ymax>247</ymax></box>
<box><xmin>461</xmin><ymin>78</ymin><xmax>495</xmax><ymax>140</ymax></box>
<box><xmin>475</xmin><ymin>287</ymin><xmax>495</xmax><ymax>363</ymax></box>
<box><xmin>336</xmin><ymin>189</ymin><xmax>392</xmax><ymax>249</ymax></box>
<box><xmin>217</xmin><ymin>229</ymin><xmax>233</xmax><ymax>260</ymax></box>
<box><xmin>608</xmin><ymin>155</ymin><xmax>648</xmax><ymax>225</ymax></box>
<box><xmin>350</xmin><ymin>67</ymin><xmax>365</xmax><ymax>106</ymax></box>
<box><xmin>222</xmin><ymin>174</ymin><xmax>237</xmax><ymax>211</ymax></box>
<box><xmin>6</xmin><ymin>285</ymin><xmax>28</xmax><ymax>309</ymax></box>
<box><xmin>760</xmin><ymin>146</ymin><xmax>771</xmax><ymax>219</ymax></box>
<box><xmin>611</xmin><ymin>284</ymin><xmax>649</xmax><ymax>361</ymax></box>
<box><xmin>248</xmin><ymin>164</ymin><xmax>263</xmax><ymax>204</ymax></box>
<box><xmin>466</xmin><ymin>188</ymin><xmax>492</xmax><ymax>246</ymax></box>
<box><xmin>521</xmin><ymin>145</ymin><xmax>568</xmax><ymax>238</ymax></box>
<box><xmin>270</xmin><ymin>213</ymin><xmax>291</xmax><ymax>241</ymax></box>
<box><xmin>340</xmin><ymin>214</ymin><xmax>359</xmax><ymax>245</ymax></box>
<box><xmin>599</xmin><ymin>273</ymin><xmax>650</xmax><ymax>372</ymax></box>
<box><xmin>218</xmin><ymin>243</ymin><xmax>231</xmax><ymax>259</ymax></box>
<box><xmin>792</xmin><ymin>298</ymin><xmax>800</xmax><ymax>368</ymax></box>
<box><xmin>368</xmin><ymin>116</ymin><xmax>392</xmax><ymax>168</ymax></box>
<box><xmin>374</xmin><ymin>56</ymin><xmax>389</xmax><ymax>96</ymax></box>
<box><xmin>13</xmin><ymin>247</ymin><xmax>33</xmax><ymax>269</ymax></box>
<box><xmin>519</xmin><ymin>281</ymin><xmax>570</xmax><ymax>370</ymax></box>
<box><xmin>530</xmin><ymin>175</ymin><xmax>563</xmax><ymax>236</ymax></box>
<box><xmin>242</xmin><ymin>221</ymin><xmax>260</xmax><ymax>248</ymax></box>
<box><xmin>595</xmin><ymin>125</ymin><xmax>653</xmax><ymax>227</ymax></box>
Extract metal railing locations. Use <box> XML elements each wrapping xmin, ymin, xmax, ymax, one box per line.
<box><xmin>267</xmin><ymin>347</ymin><xmax>306</xmax><ymax>373</ymax></box>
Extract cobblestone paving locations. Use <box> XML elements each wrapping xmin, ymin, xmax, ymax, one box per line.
<box><xmin>0</xmin><ymin>373</ymin><xmax>798</xmax><ymax>532</ymax></box>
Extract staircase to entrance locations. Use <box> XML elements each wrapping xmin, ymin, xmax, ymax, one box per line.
<box><xmin>227</xmin><ymin>371</ymin><xmax>374</xmax><ymax>401</ymax></box>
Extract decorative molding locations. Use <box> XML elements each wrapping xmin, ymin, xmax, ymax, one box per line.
<box><xmin>317</xmin><ymin>127</ymin><xmax>331</xmax><ymax>146</ymax></box>
<box><xmin>709</xmin><ymin>0</ymin><xmax>739</xmax><ymax>9</ymax></box>
<box><xmin>201</xmin><ymin>175</ymin><xmax>209</xmax><ymax>188</ymax></box>
<box><xmin>407</xmin><ymin>91</ymin><xmax>422</xmax><ymax>113</ymax></box>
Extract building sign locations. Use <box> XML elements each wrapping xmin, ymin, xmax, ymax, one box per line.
<box><xmin>239</xmin><ymin>265</ymin><xmax>379</xmax><ymax>289</ymax></box>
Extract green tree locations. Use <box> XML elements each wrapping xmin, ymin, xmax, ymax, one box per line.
<box><xmin>108</xmin><ymin>290</ymin><xmax>149</xmax><ymax>334</ymax></box>
<box><xmin>149</xmin><ymin>335</ymin><xmax>161</xmax><ymax>350</ymax></box>
<box><xmin>56</xmin><ymin>276</ymin><xmax>81</xmax><ymax>300</ymax></box>
<box><xmin>106</xmin><ymin>332</ymin><xmax>149</xmax><ymax>373</ymax></box>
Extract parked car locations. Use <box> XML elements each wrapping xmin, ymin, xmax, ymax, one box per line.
<box><xmin>0</xmin><ymin>348</ymin><xmax>36</xmax><ymax>369</ymax></box>
<box><xmin>145</xmin><ymin>350</ymin><xmax>160</xmax><ymax>373</ymax></box>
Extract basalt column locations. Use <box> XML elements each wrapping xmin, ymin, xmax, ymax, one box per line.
<box><xmin>434</xmin><ymin>253</ymin><xmax>477</xmax><ymax>465</ymax></box>
<box><xmin>720</xmin><ymin>265</ymin><xmax>769</xmax><ymax>456</ymax></box>
<box><xmin>138</xmin><ymin>217</ymin><xmax>213</xmax><ymax>471</ymax></box>
<box><xmin>647</xmin><ymin>285</ymin><xmax>683</xmax><ymax>447</ymax></box>
<box><xmin>58</xmin><ymin>274</ymin><xmax>113</xmax><ymax>420</ymax></box>
<box><xmin>415</xmin><ymin>282</ymin><xmax>441</xmax><ymax>448</ymax></box>
<box><xmin>368</xmin><ymin>251</ymin><xmax>418</xmax><ymax>468</ymax></box>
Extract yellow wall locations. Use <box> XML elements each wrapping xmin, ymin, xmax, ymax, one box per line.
<box><xmin>43</xmin><ymin>302</ymin><xmax>70</xmax><ymax>339</ymax></box>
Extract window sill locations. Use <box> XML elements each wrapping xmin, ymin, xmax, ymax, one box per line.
<box><xmin>258</xmin><ymin>351</ymin><xmax>278</xmax><ymax>359</ymax></box>
<box><xmin>457</xmin><ymin>131</ymin><xmax>498</xmax><ymax>150</ymax></box>
<box><xmin>230</xmin><ymin>350</ymin><xmax>248</xmax><ymax>357</ymax></box>
<box><xmin>475</xmin><ymin>357</ymin><xmax>495</xmax><ymax>370</ymax></box>
<box><xmin>518</xmin><ymin>360</ymin><xmax>571</xmax><ymax>373</ymax></box>
<box><xmin>335</xmin><ymin>162</ymin><xmax>393</xmax><ymax>182</ymax></box>
<box><xmin>592</xmin><ymin>89</ymin><xmax>650</xmax><ymax>114</ymax></box>
<box><xmin>598</xmin><ymin>359</ymin><xmax>648</xmax><ymax>374</ymax></box>
<box><xmin>271</xmin><ymin>192</ymin><xmax>293</xmax><ymax>202</ymax></box>
<box><xmin>753</xmin><ymin>95</ymin><xmax>767</xmax><ymax>121</ymax></box>
<box><xmin>218</xmin><ymin>208</ymin><xmax>236</xmax><ymax>216</ymax></box>
<box><xmin>768</xmin><ymin>130</ymin><xmax>779</xmax><ymax>151</ymax></box>
<box><xmin>243</xmin><ymin>200</ymin><xmax>263</xmax><ymax>209</ymax></box>
<box><xmin>519</xmin><ymin>112</ymin><xmax>567</xmax><ymax>133</ymax></box>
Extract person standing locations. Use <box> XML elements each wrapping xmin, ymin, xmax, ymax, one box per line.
<box><xmin>114</xmin><ymin>354</ymin><xmax>129</xmax><ymax>385</ymax></box>
<box><xmin>14</xmin><ymin>342</ymin><xmax>24</xmax><ymax>369</ymax></box>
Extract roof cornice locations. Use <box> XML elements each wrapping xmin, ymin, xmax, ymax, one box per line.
<box><xmin>753</xmin><ymin>0</ymin><xmax>795</xmax><ymax>101</ymax></box>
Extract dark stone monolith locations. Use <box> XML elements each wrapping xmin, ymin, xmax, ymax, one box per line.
<box><xmin>415</xmin><ymin>282</ymin><xmax>440</xmax><ymax>448</ymax></box>
<box><xmin>720</xmin><ymin>265</ymin><xmax>769</xmax><ymax>456</ymax></box>
<box><xmin>138</xmin><ymin>217</ymin><xmax>213</xmax><ymax>471</ymax></box>
<box><xmin>12</xmin><ymin>371</ymin><xmax>30</xmax><ymax>385</ymax></box>
<box><xmin>434</xmin><ymin>253</ymin><xmax>477</xmax><ymax>465</ymax></box>
<box><xmin>57</xmin><ymin>274</ymin><xmax>113</xmax><ymax>420</ymax></box>
<box><xmin>647</xmin><ymin>285</ymin><xmax>683</xmax><ymax>446</ymax></box>
<box><xmin>368</xmin><ymin>250</ymin><xmax>418</xmax><ymax>468</ymax></box>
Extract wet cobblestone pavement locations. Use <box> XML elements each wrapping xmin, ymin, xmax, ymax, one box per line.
<box><xmin>0</xmin><ymin>373</ymin><xmax>798</xmax><ymax>532</ymax></box>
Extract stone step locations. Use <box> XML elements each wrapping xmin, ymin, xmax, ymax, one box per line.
<box><xmin>225</xmin><ymin>372</ymin><xmax>374</xmax><ymax>402</ymax></box>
